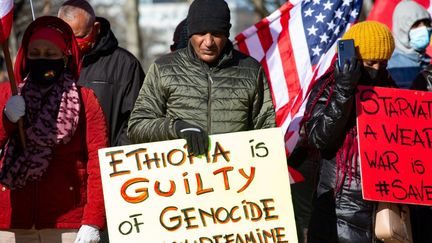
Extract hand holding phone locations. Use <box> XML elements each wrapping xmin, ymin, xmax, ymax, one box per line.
<box><xmin>337</xmin><ymin>39</ymin><xmax>356</xmax><ymax>71</ymax></box>
<box><xmin>335</xmin><ymin>40</ymin><xmax>361</xmax><ymax>93</ymax></box>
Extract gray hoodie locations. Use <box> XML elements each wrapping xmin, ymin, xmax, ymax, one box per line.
<box><xmin>392</xmin><ymin>0</ymin><xmax>430</xmax><ymax>53</ymax></box>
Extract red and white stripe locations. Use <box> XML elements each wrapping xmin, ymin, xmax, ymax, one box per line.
<box><xmin>235</xmin><ymin>0</ymin><xmax>354</xmax><ymax>183</ymax></box>
<box><xmin>0</xmin><ymin>0</ymin><xmax>13</xmax><ymax>44</ymax></box>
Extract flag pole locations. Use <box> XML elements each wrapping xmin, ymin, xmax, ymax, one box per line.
<box><xmin>29</xmin><ymin>0</ymin><xmax>35</xmax><ymax>20</ymax></box>
<box><xmin>1</xmin><ymin>39</ymin><xmax>26</xmax><ymax>149</ymax></box>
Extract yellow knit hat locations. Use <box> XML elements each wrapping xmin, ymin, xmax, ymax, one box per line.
<box><xmin>341</xmin><ymin>21</ymin><xmax>395</xmax><ymax>61</ymax></box>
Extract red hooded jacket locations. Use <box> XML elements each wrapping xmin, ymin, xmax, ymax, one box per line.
<box><xmin>0</xmin><ymin>16</ymin><xmax>108</xmax><ymax>230</ymax></box>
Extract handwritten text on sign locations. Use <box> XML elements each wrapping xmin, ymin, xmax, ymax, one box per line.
<box><xmin>98</xmin><ymin>128</ymin><xmax>298</xmax><ymax>243</ymax></box>
<box><xmin>356</xmin><ymin>86</ymin><xmax>432</xmax><ymax>205</ymax></box>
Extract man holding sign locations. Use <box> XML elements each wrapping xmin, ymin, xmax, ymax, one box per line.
<box><xmin>304</xmin><ymin>21</ymin><xmax>396</xmax><ymax>242</ymax></box>
<box><xmin>128</xmin><ymin>0</ymin><xmax>276</xmax><ymax>155</ymax></box>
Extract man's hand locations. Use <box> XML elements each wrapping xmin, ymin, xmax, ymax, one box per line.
<box><xmin>174</xmin><ymin>120</ymin><xmax>209</xmax><ymax>156</ymax></box>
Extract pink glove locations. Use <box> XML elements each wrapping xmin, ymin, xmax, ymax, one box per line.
<box><xmin>74</xmin><ymin>225</ymin><xmax>100</xmax><ymax>243</ymax></box>
<box><xmin>4</xmin><ymin>95</ymin><xmax>25</xmax><ymax>123</ymax></box>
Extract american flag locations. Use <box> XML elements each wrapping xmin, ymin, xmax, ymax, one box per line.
<box><xmin>235</xmin><ymin>0</ymin><xmax>362</xmax><ymax>183</ymax></box>
<box><xmin>0</xmin><ymin>0</ymin><xmax>13</xmax><ymax>44</ymax></box>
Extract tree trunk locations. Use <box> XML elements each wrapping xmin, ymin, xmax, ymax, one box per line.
<box><xmin>250</xmin><ymin>0</ymin><xmax>270</xmax><ymax>18</ymax></box>
<box><xmin>124</xmin><ymin>0</ymin><xmax>143</xmax><ymax>61</ymax></box>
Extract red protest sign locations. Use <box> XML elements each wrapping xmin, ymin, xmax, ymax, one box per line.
<box><xmin>356</xmin><ymin>85</ymin><xmax>432</xmax><ymax>206</ymax></box>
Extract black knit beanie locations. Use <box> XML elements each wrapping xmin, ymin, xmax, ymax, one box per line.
<box><xmin>187</xmin><ymin>0</ymin><xmax>231</xmax><ymax>37</ymax></box>
<box><xmin>171</xmin><ymin>18</ymin><xmax>189</xmax><ymax>51</ymax></box>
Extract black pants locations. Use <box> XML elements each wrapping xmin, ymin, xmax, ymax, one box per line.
<box><xmin>291</xmin><ymin>157</ymin><xmax>318</xmax><ymax>243</ymax></box>
<box><xmin>307</xmin><ymin>190</ymin><xmax>339</xmax><ymax>243</ymax></box>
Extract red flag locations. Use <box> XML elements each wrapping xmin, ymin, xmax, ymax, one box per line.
<box><xmin>367</xmin><ymin>0</ymin><xmax>431</xmax><ymax>30</ymax></box>
<box><xmin>235</xmin><ymin>0</ymin><xmax>362</xmax><ymax>183</ymax></box>
<box><xmin>0</xmin><ymin>0</ymin><xmax>13</xmax><ymax>44</ymax></box>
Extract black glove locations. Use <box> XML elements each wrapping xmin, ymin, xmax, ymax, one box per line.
<box><xmin>174</xmin><ymin>120</ymin><xmax>209</xmax><ymax>156</ymax></box>
<box><xmin>335</xmin><ymin>57</ymin><xmax>362</xmax><ymax>94</ymax></box>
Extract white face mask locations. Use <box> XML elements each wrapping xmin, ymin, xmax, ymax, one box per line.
<box><xmin>409</xmin><ymin>26</ymin><xmax>432</xmax><ymax>51</ymax></box>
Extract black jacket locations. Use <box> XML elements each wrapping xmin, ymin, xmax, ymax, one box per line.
<box><xmin>305</xmin><ymin>67</ymin><xmax>374</xmax><ymax>243</ymax></box>
<box><xmin>411</xmin><ymin>65</ymin><xmax>432</xmax><ymax>91</ymax></box>
<box><xmin>79</xmin><ymin>17</ymin><xmax>145</xmax><ymax>146</ymax></box>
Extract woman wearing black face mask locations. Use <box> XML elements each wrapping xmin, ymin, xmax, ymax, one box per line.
<box><xmin>360</xmin><ymin>60</ymin><xmax>396</xmax><ymax>87</ymax></box>
<box><xmin>303</xmin><ymin>21</ymin><xmax>397</xmax><ymax>243</ymax></box>
<box><xmin>0</xmin><ymin>16</ymin><xmax>108</xmax><ymax>243</ymax></box>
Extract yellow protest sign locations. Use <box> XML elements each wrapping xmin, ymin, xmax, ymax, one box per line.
<box><xmin>98</xmin><ymin>128</ymin><xmax>297</xmax><ymax>243</ymax></box>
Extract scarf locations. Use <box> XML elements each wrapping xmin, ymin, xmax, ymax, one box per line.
<box><xmin>0</xmin><ymin>72</ymin><xmax>80</xmax><ymax>189</ymax></box>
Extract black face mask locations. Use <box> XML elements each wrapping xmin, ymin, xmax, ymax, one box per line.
<box><xmin>27</xmin><ymin>58</ymin><xmax>65</xmax><ymax>86</ymax></box>
<box><xmin>361</xmin><ymin>66</ymin><xmax>388</xmax><ymax>87</ymax></box>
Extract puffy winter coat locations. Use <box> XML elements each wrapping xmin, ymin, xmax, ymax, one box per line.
<box><xmin>305</xmin><ymin>67</ymin><xmax>375</xmax><ymax>243</ymax></box>
<box><xmin>79</xmin><ymin>17</ymin><xmax>144</xmax><ymax>146</ymax></box>
<box><xmin>128</xmin><ymin>41</ymin><xmax>275</xmax><ymax>143</ymax></box>
<box><xmin>0</xmin><ymin>83</ymin><xmax>108</xmax><ymax>230</ymax></box>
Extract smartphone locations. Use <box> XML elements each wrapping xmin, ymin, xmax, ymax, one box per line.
<box><xmin>337</xmin><ymin>39</ymin><xmax>356</xmax><ymax>71</ymax></box>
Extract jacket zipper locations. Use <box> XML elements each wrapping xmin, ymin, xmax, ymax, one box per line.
<box><xmin>207</xmin><ymin>73</ymin><xmax>213</xmax><ymax>133</ymax></box>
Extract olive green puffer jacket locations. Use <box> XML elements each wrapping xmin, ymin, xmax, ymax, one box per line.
<box><xmin>128</xmin><ymin>42</ymin><xmax>276</xmax><ymax>144</ymax></box>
